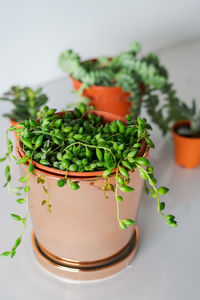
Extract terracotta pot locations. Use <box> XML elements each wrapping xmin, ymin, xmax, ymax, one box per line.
<box><xmin>172</xmin><ymin>120</ymin><xmax>200</xmax><ymax>168</ymax></box>
<box><xmin>71</xmin><ymin>76</ymin><xmax>132</xmax><ymax>117</ymax></box>
<box><xmin>17</xmin><ymin>110</ymin><xmax>149</xmax><ymax>280</ymax></box>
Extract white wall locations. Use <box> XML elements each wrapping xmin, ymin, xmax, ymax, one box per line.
<box><xmin>0</xmin><ymin>0</ymin><xmax>200</xmax><ymax>94</ymax></box>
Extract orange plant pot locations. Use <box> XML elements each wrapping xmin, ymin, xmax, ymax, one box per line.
<box><xmin>172</xmin><ymin>120</ymin><xmax>200</xmax><ymax>168</ymax></box>
<box><xmin>17</xmin><ymin>110</ymin><xmax>149</xmax><ymax>281</ymax></box>
<box><xmin>71</xmin><ymin>75</ymin><xmax>134</xmax><ymax>117</ymax></box>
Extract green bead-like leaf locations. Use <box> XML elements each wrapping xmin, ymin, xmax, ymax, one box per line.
<box><xmin>119</xmin><ymin>220</ymin><xmax>127</xmax><ymax>230</ymax></box>
<box><xmin>4</xmin><ymin>165</ymin><xmax>10</xmax><ymax>176</ymax></box>
<box><xmin>17</xmin><ymin>156</ymin><xmax>29</xmax><ymax>165</ymax></box>
<box><xmin>117</xmin><ymin>196</ymin><xmax>123</xmax><ymax>202</ymax></box>
<box><xmin>55</xmin><ymin>119</ymin><xmax>63</xmax><ymax>128</ymax></box>
<box><xmin>138</xmin><ymin>167</ymin><xmax>148</xmax><ymax>180</ymax></box>
<box><xmin>117</xmin><ymin>176</ymin><xmax>124</xmax><ymax>185</ymax></box>
<box><xmin>96</xmin><ymin>148</ymin><xmax>103</xmax><ymax>161</ymax></box>
<box><xmin>145</xmin><ymin>137</ymin><xmax>155</xmax><ymax>148</ymax></box>
<box><xmin>14</xmin><ymin>237</ymin><xmax>21</xmax><ymax>249</ymax></box>
<box><xmin>69</xmin><ymin>164</ymin><xmax>78</xmax><ymax>172</ymax></box>
<box><xmin>103</xmin><ymin>169</ymin><xmax>113</xmax><ymax>177</ymax></box>
<box><xmin>11</xmin><ymin>214</ymin><xmax>22</xmax><ymax>221</ymax></box>
<box><xmin>118</xmin><ymin>166</ymin><xmax>129</xmax><ymax>178</ymax></box>
<box><xmin>24</xmin><ymin>185</ymin><xmax>30</xmax><ymax>192</ymax></box>
<box><xmin>69</xmin><ymin>182</ymin><xmax>79</xmax><ymax>190</ymax></box>
<box><xmin>74</xmin><ymin>107</ymin><xmax>81</xmax><ymax>118</ymax></box>
<box><xmin>74</xmin><ymin>134</ymin><xmax>83</xmax><ymax>140</ymax></box>
<box><xmin>158</xmin><ymin>186</ymin><xmax>169</xmax><ymax>195</ymax></box>
<box><xmin>8</xmin><ymin>139</ymin><xmax>13</xmax><ymax>153</ymax></box>
<box><xmin>119</xmin><ymin>185</ymin><xmax>134</xmax><ymax>192</ymax></box>
<box><xmin>127</xmin><ymin>149</ymin><xmax>138</xmax><ymax>158</ymax></box>
<box><xmin>108</xmin><ymin>184</ymin><xmax>114</xmax><ymax>191</ymax></box>
<box><xmin>0</xmin><ymin>157</ymin><xmax>7</xmax><ymax>162</ymax></box>
<box><xmin>16</xmin><ymin>198</ymin><xmax>26</xmax><ymax>204</ymax></box>
<box><xmin>133</xmin><ymin>143</ymin><xmax>141</xmax><ymax>148</ymax></box>
<box><xmin>165</xmin><ymin>215</ymin><xmax>175</xmax><ymax>222</ymax></box>
<box><xmin>63</xmin><ymin>126</ymin><xmax>72</xmax><ymax>133</ymax></box>
<box><xmin>86</xmin><ymin>147</ymin><xmax>92</xmax><ymax>159</ymax></box>
<box><xmin>1</xmin><ymin>251</ymin><xmax>11</xmax><ymax>257</ymax></box>
<box><xmin>21</xmin><ymin>139</ymin><xmax>33</xmax><ymax>149</ymax></box>
<box><xmin>123</xmin><ymin>219</ymin><xmax>135</xmax><ymax>226</ymax></box>
<box><xmin>104</xmin><ymin>150</ymin><xmax>111</xmax><ymax>162</ymax></box>
<box><xmin>147</xmin><ymin>166</ymin><xmax>154</xmax><ymax>174</ymax></box>
<box><xmin>28</xmin><ymin>162</ymin><xmax>34</xmax><ymax>173</ymax></box>
<box><xmin>78</xmin><ymin>102</ymin><xmax>86</xmax><ymax>115</ymax></box>
<box><xmin>57</xmin><ymin>179</ymin><xmax>66</xmax><ymax>187</ymax></box>
<box><xmin>39</xmin><ymin>159</ymin><xmax>50</xmax><ymax>166</ymax></box>
<box><xmin>159</xmin><ymin>202</ymin><xmax>165</xmax><ymax>211</ymax></box>
<box><xmin>35</xmin><ymin>135</ymin><xmax>43</xmax><ymax>149</ymax></box>
<box><xmin>11</xmin><ymin>250</ymin><xmax>16</xmax><ymax>259</ymax></box>
<box><xmin>122</xmin><ymin>160</ymin><xmax>132</xmax><ymax>170</ymax></box>
<box><xmin>137</xmin><ymin>117</ymin><xmax>144</xmax><ymax>127</ymax></box>
<box><xmin>134</xmin><ymin>157</ymin><xmax>150</xmax><ymax>166</ymax></box>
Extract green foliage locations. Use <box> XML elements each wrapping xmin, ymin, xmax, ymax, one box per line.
<box><xmin>0</xmin><ymin>86</ymin><xmax>48</xmax><ymax>122</ymax></box>
<box><xmin>58</xmin><ymin>41</ymin><xmax>182</xmax><ymax>132</ymax></box>
<box><xmin>0</xmin><ymin>102</ymin><xmax>178</xmax><ymax>258</ymax></box>
<box><xmin>174</xmin><ymin>99</ymin><xmax>200</xmax><ymax>135</ymax></box>
<box><xmin>59</xmin><ymin>42</ymin><xmax>200</xmax><ymax>136</ymax></box>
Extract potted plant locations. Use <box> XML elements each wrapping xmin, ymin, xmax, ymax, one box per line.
<box><xmin>58</xmin><ymin>41</ymin><xmax>180</xmax><ymax>135</ymax></box>
<box><xmin>0</xmin><ymin>86</ymin><xmax>48</xmax><ymax>126</ymax></box>
<box><xmin>172</xmin><ymin>99</ymin><xmax>200</xmax><ymax>168</ymax></box>
<box><xmin>0</xmin><ymin>102</ymin><xmax>177</xmax><ymax>281</ymax></box>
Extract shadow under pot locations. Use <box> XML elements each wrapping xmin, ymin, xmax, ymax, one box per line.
<box><xmin>172</xmin><ymin>120</ymin><xmax>200</xmax><ymax>168</ymax></box>
<box><xmin>17</xmin><ymin>138</ymin><xmax>148</xmax><ymax>281</ymax></box>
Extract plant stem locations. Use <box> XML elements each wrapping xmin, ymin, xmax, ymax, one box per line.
<box><xmin>136</xmin><ymin>165</ymin><xmax>167</xmax><ymax>223</ymax></box>
<box><xmin>115</xmin><ymin>167</ymin><xmax>120</xmax><ymax>224</ymax></box>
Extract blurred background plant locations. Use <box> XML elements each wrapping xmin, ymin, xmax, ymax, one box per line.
<box><xmin>59</xmin><ymin>41</ymin><xmax>187</xmax><ymax>135</ymax></box>
<box><xmin>172</xmin><ymin>99</ymin><xmax>200</xmax><ymax>136</ymax></box>
<box><xmin>0</xmin><ymin>86</ymin><xmax>48</xmax><ymax>122</ymax></box>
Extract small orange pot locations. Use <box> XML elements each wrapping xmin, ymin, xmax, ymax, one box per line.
<box><xmin>17</xmin><ymin>110</ymin><xmax>149</xmax><ymax>281</ymax></box>
<box><xmin>172</xmin><ymin>120</ymin><xmax>200</xmax><ymax>168</ymax></box>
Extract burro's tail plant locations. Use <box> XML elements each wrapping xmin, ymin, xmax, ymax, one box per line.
<box><xmin>58</xmin><ymin>41</ymin><xmax>184</xmax><ymax>135</ymax></box>
<box><xmin>0</xmin><ymin>102</ymin><xmax>177</xmax><ymax>258</ymax></box>
<box><xmin>0</xmin><ymin>86</ymin><xmax>48</xmax><ymax>122</ymax></box>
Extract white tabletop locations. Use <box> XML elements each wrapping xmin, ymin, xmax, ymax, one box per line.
<box><xmin>0</xmin><ymin>39</ymin><xmax>200</xmax><ymax>300</ymax></box>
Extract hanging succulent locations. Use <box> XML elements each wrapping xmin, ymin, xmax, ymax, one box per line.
<box><xmin>0</xmin><ymin>102</ymin><xmax>177</xmax><ymax>258</ymax></box>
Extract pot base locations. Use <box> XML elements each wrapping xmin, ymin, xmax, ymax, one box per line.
<box><xmin>31</xmin><ymin>227</ymin><xmax>139</xmax><ymax>281</ymax></box>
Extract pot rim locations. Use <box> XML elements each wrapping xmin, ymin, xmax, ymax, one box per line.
<box><xmin>172</xmin><ymin>120</ymin><xmax>200</xmax><ymax>140</ymax></box>
<box><xmin>16</xmin><ymin>110</ymin><xmax>147</xmax><ymax>178</ymax></box>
